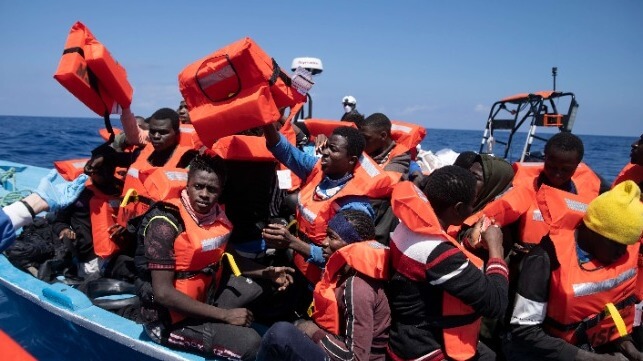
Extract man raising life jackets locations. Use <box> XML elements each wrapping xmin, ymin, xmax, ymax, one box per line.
<box><xmin>115</xmin><ymin>108</ymin><xmax>197</xmax><ymax>230</ymax></box>
<box><xmin>387</xmin><ymin>166</ymin><xmax>509</xmax><ymax>361</ymax></box>
<box><xmin>259</xmin><ymin>210</ymin><xmax>391</xmax><ymax>361</ymax></box>
<box><xmin>505</xmin><ymin>181</ymin><xmax>643</xmax><ymax>361</ymax></box>
<box><xmin>134</xmin><ymin>154</ymin><xmax>293</xmax><ymax>361</ymax></box>
<box><xmin>262</xmin><ymin>120</ymin><xmax>395</xmax><ymax>314</ymax></box>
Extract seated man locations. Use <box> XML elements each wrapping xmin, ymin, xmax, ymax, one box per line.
<box><xmin>53</xmin><ymin>144</ymin><xmax>134</xmax><ymax>279</ymax></box>
<box><xmin>134</xmin><ymin>153</ymin><xmax>293</xmax><ymax>360</ymax></box>
<box><xmin>387</xmin><ymin>166</ymin><xmax>509</xmax><ymax>360</ymax></box>
<box><xmin>258</xmin><ymin>210</ymin><xmax>390</xmax><ymax>361</ymax></box>
<box><xmin>358</xmin><ymin>112</ymin><xmax>413</xmax><ymax>245</ymax></box>
<box><xmin>504</xmin><ymin>181</ymin><xmax>643</xmax><ymax>361</ymax></box>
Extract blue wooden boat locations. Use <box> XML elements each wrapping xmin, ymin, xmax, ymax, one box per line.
<box><xmin>0</xmin><ymin>160</ymin><xmax>214</xmax><ymax>361</ymax></box>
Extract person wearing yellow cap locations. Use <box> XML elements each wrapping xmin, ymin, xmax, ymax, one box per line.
<box><xmin>504</xmin><ymin>180</ymin><xmax>643</xmax><ymax>361</ymax></box>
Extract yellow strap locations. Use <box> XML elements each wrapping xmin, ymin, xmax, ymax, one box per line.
<box><xmin>143</xmin><ymin>216</ymin><xmax>180</xmax><ymax>237</ymax></box>
<box><xmin>307</xmin><ymin>301</ymin><xmax>315</xmax><ymax>317</ymax></box>
<box><xmin>222</xmin><ymin>252</ymin><xmax>242</xmax><ymax>277</ymax></box>
<box><xmin>120</xmin><ymin>188</ymin><xmax>138</xmax><ymax>207</ymax></box>
<box><xmin>605</xmin><ymin>302</ymin><xmax>629</xmax><ymax>337</ymax></box>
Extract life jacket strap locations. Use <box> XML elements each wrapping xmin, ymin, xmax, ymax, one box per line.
<box><xmin>174</xmin><ymin>262</ymin><xmax>220</xmax><ymax>280</ymax></box>
<box><xmin>544</xmin><ymin>295</ymin><xmax>637</xmax><ymax>332</ymax></box>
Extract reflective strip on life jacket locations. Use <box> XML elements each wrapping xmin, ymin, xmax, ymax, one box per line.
<box><xmin>390</xmin><ymin>120</ymin><xmax>426</xmax><ymax>160</ymax></box>
<box><xmin>390</xmin><ymin>181</ymin><xmax>483</xmax><ymax>360</ymax></box>
<box><xmin>117</xmin><ymin>144</ymin><xmax>192</xmax><ymax>227</ymax></box>
<box><xmin>140</xmin><ymin>168</ymin><xmax>232</xmax><ymax>324</ymax></box>
<box><xmin>541</xmin><ymin>184</ymin><xmax>639</xmax><ymax>348</ymax></box>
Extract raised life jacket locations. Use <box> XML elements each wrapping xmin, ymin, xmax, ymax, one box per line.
<box><xmin>389</xmin><ymin>181</ymin><xmax>484</xmax><ymax>361</ymax></box>
<box><xmin>535</xmin><ymin>184</ymin><xmax>639</xmax><ymax>348</ymax></box>
<box><xmin>312</xmin><ymin>241</ymin><xmax>390</xmax><ymax>335</ymax></box>
<box><xmin>54</xmin><ymin>158</ymin><xmax>90</xmax><ymax>181</ymax></box>
<box><xmin>117</xmin><ymin>143</ymin><xmax>193</xmax><ymax>227</ymax></box>
<box><xmin>295</xmin><ymin>155</ymin><xmax>396</xmax><ymax>284</ymax></box>
<box><xmin>612</xmin><ymin>163</ymin><xmax>643</xmax><ymax>189</ymax></box>
<box><xmin>141</xmin><ymin>168</ymin><xmax>233</xmax><ymax>324</ymax></box>
<box><xmin>53</xmin><ymin>21</ymin><xmax>132</xmax><ymax>140</ymax></box>
<box><xmin>390</xmin><ymin>120</ymin><xmax>426</xmax><ymax>161</ymax></box>
<box><xmin>481</xmin><ymin>161</ymin><xmax>600</xmax><ymax>245</ymax></box>
<box><xmin>86</xmin><ymin>184</ymin><xmax>122</xmax><ymax>259</ymax></box>
<box><xmin>303</xmin><ymin>118</ymin><xmax>356</xmax><ymax>140</ymax></box>
<box><xmin>178</xmin><ymin>37</ymin><xmax>309</xmax><ymax>147</ymax></box>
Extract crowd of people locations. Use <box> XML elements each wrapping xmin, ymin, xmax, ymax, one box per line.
<box><xmin>2</xmin><ymin>96</ymin><xmax>643</xmax><ymax>361</ymax></box>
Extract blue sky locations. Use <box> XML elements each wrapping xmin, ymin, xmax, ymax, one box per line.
<box><xmin>0</xmin><ymin>1</ymin><xmax>641</xmax><ymax>137</ymax></box>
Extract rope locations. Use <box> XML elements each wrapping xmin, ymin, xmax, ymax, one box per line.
<box><xmin>0</xmin><ymin>167</ymin><xmax>33</xmax><ymax>207</ymax></box>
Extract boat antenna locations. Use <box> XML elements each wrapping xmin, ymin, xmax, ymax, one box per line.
<box><xmin>552</xmin><ymin>66</ymin><xmax>558</xmax><ymax>91</ymax></box>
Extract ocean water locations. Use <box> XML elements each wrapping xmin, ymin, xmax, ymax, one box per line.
<box><xmin>0</xmin><ymin>115</ymin><xmax>634</xmax><ymax>182</ymax></box>
<box><xmin>0</xmin><ymin>115</ymin><xmax>637</xmax><ymax>359</ymax></box>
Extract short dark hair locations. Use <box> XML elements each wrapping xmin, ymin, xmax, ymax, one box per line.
<box><xmin>89</xmin><ymin>143</ymin><xmax>118</xmax><ymax>171</ymax></box>
<box><xmin>423</xmin><ymin>165</ymin><xmax>477</xmax><ymax>213</ymax></box>
<box><xmin>544</xmin><ymin>132</ymin><xmax>584</xmax><ymax>161</ymax></box>
<box><xmin>332</xmin><ymin>126</ymin><xmax>365</xmax><ymax>157</ymax></box>
<box><xmin>341</xmin><ymin>110</ymin><xmax>365</xmax><ymax>126</ymax></box>
<box><xmin>150</xmin><ymin>108</ymin><xmax>180</xmax><ymax>131</ymax></box>
<box><xmin>341</xmin><ymin>210</ymin><xmax>375</xmax><ymax>241</ymax></box>
<box><xmin>188</xmin><ymin>153</ymin><xmax>227</xmax><ymax>185</ymax></box>
<box><xmin>362</xmin><ymin>113</ymin><xmax>392</xmax><ymax>133</ymax></box>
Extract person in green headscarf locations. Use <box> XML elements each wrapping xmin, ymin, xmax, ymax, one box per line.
<box><xmin>469</xmin><ymin>154</ymin><xmax>515</xmax><ymax>213</ymax></box>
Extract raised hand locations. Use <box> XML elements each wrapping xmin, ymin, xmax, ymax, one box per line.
<box><xmin>35</xmin><ymin>170</ymin><xmax>88</xmax><ymax>212</ymax></box>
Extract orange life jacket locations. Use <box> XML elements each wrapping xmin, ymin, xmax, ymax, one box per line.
<box><xmin>117</xmin><ymin>143</ymin><xmax>193</xmax><ymax>227</ymax></box>
<box><xmin>481</xmin><ymin>162</ymin><xmax>600</xmax><ymax>245</ymax></box>
<box><xmin>212</xmin><ymin>134</ymin><xmax>277</xmax><ymax>162</ymax></box>
<box><xmin>303</xmin><ymin>119</ymin><xmax>356</xmax><ymax>140</ymax></box>
<box><xmin>312</xmin><ymin>241</ymin><xmax>390</xmax><ymax>335</ymax></box>
<box><xmin>390</xmin><ymin>181</ymin><xmax>484</xmax><ymax>361</ymax></box>
<box><xmin>294</xmin><ymin>156</ymin><xmax>396</xmax><ymax>284</ymax></box>
<box><xmin>178</xmin><ymin>124</ymin><xmax>203</xmax><ymax>149</ymax></box>
<box><xmin>53</xmin><ymin>21</ymin><xmax>132</xmax><ymax>117</ymax></box>
<box><xmin>536</xmin><ymin>185</ymin><xmax>639</xmax><ymax>348</ymax></box>
<box><xmin>511</xmin><ymin>162</ymin><xmax>600</xmax><ymax>197</ymax></box>
<box><xmin>178</xmin><ymin>37</ymin><xmax>307</xmax><ymax>147</ymax></box>
<box><xmin>141</xmin><ymin>168</ymin><xmax>232</xmax><ymax>324</ymax></box>
<box><xmin>612</xmin><ymin>163</ymin><xmax>643</xmax><ymax>189</ymax></box>
<box><xmin>390</xmin><ymin>120</ymin><xmax>426</xmax><ymax>160</ymax></box>
<box><xmin>54</xmin><ymin>158</ymin><xmax>89</xmax><ymax>181</ymax></box>
<box><xmin>99</xmin><ymin>127</ymin><xmax>123</xmax><ymax>142</ymax></box>
<box><xmin>86</xmin><ymin>184</ymin><xmax>122</xmax><ymax>259</ymax></box>
<box><xmin>0</xmin><ymin>329</ymin><xmax>36</xmax><ymax>361</ymax></box>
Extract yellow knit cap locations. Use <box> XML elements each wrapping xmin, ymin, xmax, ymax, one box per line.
<box><xmin>583</xmin><ymin>180</ymin><xmax>643</xmax><ymax>245</ymax></box>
